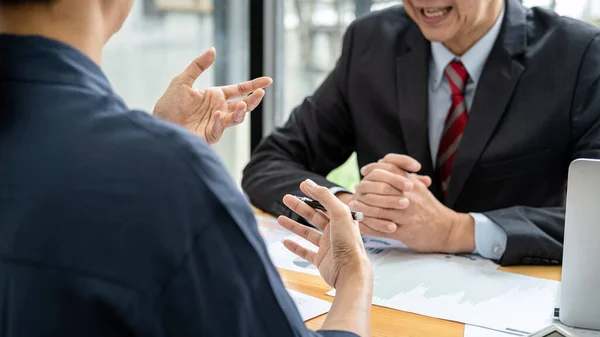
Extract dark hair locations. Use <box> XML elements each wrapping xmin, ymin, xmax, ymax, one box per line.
<box><xmin>0</xmin><ymin>0</ymin><xmax>56</xmax><ymax>5</ymax></box>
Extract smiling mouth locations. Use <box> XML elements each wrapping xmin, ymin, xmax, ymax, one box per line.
<box><xmin>421</xmin><ymin>6</ymin><xmax>453</xmax><ymax>19</ymax></box>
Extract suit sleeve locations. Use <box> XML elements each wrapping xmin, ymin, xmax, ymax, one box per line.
<box><xmin>242</xmin><ymin>24</ymin><xmax>358</xmax><ymax>221</ymax></box>
<box><xmin>484</xmin><ymin>35</ymin><xmax>600</xmax><ymax>266</ymax></box>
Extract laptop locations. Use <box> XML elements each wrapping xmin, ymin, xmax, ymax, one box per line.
<box><xmin>560</xmin><ymin>158</ymin><xmax>600</xmax><ymax>330</ymax></box>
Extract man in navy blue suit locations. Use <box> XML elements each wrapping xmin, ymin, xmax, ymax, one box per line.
<box><xmin>0</xmin><ymin>0</ymin><xmax>373</xmax><ymax>336</ymax></box>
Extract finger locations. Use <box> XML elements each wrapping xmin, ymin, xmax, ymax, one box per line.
<box><xmin>363</xmin><ymin>169</ymin><xmax>414</xmax><ymax>192</ymax></box>
<box><xmin>359</xmin><ymin>222</ymin><xmax>391</xmax><ymax>237</ymax></box>
<box><xmin>283</xmin><ymin>239</ymin><xmax>317</xmax><ymax>264</ymax></box>
<box><xmin>226</xmin><ymin>89</ymin><xmax>264</xmax><ymax>114</ymax></box>
<box><xmin>176</xmin><ymin>47</ymin><xmax>216</xmax><ymax>86</ymax></box>
<box><xmin>220</xmin><ymin>77</ymin><xmax>272</xmax><ymax>99</ymax></box>
<box><xmin>208</xmin><ymin>110</ymin><xmax>225</xmax><ymax>144</ymax></box>
<box><xmin>243</xmin><ymin>89</ymin><xmax>265</xmax><ymax>112</ymax></box>
<box><xmin>358</xmin><ymin>193</ymin><xmax>409</xmax><ymax>210</ymax></box>
<box><xmin>299</xmin><ymin>179</ymin><xmax>352</xmax><ymax>221</ymax></box>
<box><xmin>416</xmin><ymin>175</ymin><xmax>432</xmax><ymax>187</ymax></box>
<box><xmin>222</xmin><ymin>102</ymin><xmax>247</xmax><ymax>127</ymax></box>
<box><xmin>360</xmin><ymin>216</ymin><xmax>398</xmax><ymax>233</ymax></box>
<box><xmin>354</xmin><ymin>180</ymin><xmax>404</xmax><ymax>197</ymax></box>
<box><xmin>278</xmin><ymin>216</ymin><xmax>322</xmax><ymax>247</ymax></box>
<box><xmin>380</xmin><ymin>154</ymin><xmax>422</xmax><ymax>173</ymax></box>
<box><xmin>348</xmin><ymin>200</ymin><xmax>396</xmax><ymax>232</ymax></box>
<box><xmin>282</xmin><ymin>194</ymin><xmax>329</xmax><ymax>230</ymax></box>
<box><xmin>361</xmin><ymin>162</ymin><xmax>407</xmax><ymax>176</ymax></box>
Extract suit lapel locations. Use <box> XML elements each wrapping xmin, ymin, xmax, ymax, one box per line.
<box><xmin>444</xmin><ymin>0</ymin><xmax>527</xmax><ymax>207</ymax></box>
<box><xmin>396</xmin><ymin>24</ymin><xmax>440</xmax><ymax>197</ymax></box>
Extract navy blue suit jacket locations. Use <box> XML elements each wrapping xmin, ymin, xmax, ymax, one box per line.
<box><xmin>0</xmin><ymin>34</ymin><xmax>356</xmax><ymax>337</ymax></box>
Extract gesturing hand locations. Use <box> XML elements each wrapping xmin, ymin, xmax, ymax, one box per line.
<box><xmin>153</xmin><ymin>47</ymin><xmax>272</xmax><ymax>144</ymax></box>
<box><xmin>278</xmin><ymin>180</ymin><xmax>372</xmax><ymax>289</ymax></box>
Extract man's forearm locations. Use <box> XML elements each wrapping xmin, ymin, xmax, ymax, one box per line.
<box><xmin>321</xmin><ymin>275</ymin><xmax>373</xmax><ymax>337</ymax></box>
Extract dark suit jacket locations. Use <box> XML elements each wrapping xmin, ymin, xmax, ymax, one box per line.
<box><xmin>0</xmin><ymin>34</ymin><xmax>355</xmax><ymax>337</ymax></box>
<box><xmin>242</xmin><ymin>0</ymin><xmax>600</xmax><ymax>266</ymax></box>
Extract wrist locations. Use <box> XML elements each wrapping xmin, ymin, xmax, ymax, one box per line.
<box><xmin>446</xmin><ymin>212</ymin><xmax>475</xmax><ymax>254</ymax></box>
<box><xmin>335</xmin><ymin>258</ymin><xmax>373</xmax><ymax>291</ymax></box>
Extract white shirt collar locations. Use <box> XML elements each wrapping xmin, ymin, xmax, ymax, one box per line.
<box><xmin>430</xmin><ymin>6</ymin><xmax>505</xmax><ymax>89</ymax></box>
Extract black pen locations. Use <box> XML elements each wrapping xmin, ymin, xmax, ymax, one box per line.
<box><xmin>294</xmin><ymin>196</ymin><xmax>364</xmax><ymax>222</ymax></box>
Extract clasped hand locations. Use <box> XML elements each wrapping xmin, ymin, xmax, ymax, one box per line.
<box><xmin>153</xmin><ymin>47</ymin><xmax>272</xmax><ymax>144</ymax></box>
<box><xmin>348</xmin><ymin>154</ymin><xmax>475</xmax><ymax>254</ymax></box>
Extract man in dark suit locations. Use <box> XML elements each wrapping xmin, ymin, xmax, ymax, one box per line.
<box><xmin>242</xmin><ymin>0</ymin><xmax>600</xmax><ymax>266</ymax></box>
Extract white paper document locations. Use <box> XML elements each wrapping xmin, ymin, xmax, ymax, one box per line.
<box><xmin>257</xmin><ymin>216</ymin><xmax>558</xmax><ymax>334</ymax></box>
<box><xmin>326</xmin><ymin>248</ymin><xmax>559</xmax><ymax>335</ymax></box>
<box><xmin>287</xmin><ymin>289</ymin><xmax>331</xmax><ymax>321</ymax></box>
<box><xmin>464</xmin><ymin>325</ymin><xmax>527</xmax><ymax>337</ymax></box>
<box><xmin>257</xmin><ymin>215</ymin><xmax>322</xmax><ymax>276</ymax></box>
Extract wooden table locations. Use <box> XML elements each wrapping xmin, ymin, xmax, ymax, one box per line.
<box><xmin>279</xmin><ymin>256</ymin><xmax>561</xmax><ymax>336</ymax></box>
<box><xmin>255</xmin><ymin>209</ymin><xmax>562</xmax><ymax>336</ymax></box>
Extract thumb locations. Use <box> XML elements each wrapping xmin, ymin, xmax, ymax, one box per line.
<box><xmin>177</xmin><ymin>47</ymin><xmax>216</xmax><ymax>86</ymax></box>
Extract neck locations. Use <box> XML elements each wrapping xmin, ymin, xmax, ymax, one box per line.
<box><xmin>444</xmin><ymin>0</ymin><xmax>503</xmax><ymax>55</ymax></box>
<box><xmin>0</xmin><ymin>3</ymin><xmax>107</xmax><ymax>65</ymax></box>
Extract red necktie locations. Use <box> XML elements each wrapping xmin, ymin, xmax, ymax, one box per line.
<box><xmin>438</xmin><ymin>61</ymin><xmax>469</xmax><ymax>198</ymax></box>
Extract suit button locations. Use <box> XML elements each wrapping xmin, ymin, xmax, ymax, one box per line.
<box><xmin>522</xmin><ymin>257</ymin><xmax>533</xmax><ymax>264</ymax></box>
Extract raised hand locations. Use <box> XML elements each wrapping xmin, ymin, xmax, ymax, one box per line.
<box><xmin>153</xmin><ymin>47</ymin><xmax>272</xmax><ymax>144</ymax></box>
<box><xmin>277</xmin><ymin>179</ymin><xmax>372</xmax><ymax>289</ymax></box>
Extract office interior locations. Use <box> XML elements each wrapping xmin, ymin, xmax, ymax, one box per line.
<box><xmin>103</xmin><ymin>0</ymin><xmax>600</xmax><ymax>186</ymax></box>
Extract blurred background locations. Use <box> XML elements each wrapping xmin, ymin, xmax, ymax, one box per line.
<box><xmin>103</xmin><ymin>0</ymin><xmax>600</xmax><ymax>186</ymax></box>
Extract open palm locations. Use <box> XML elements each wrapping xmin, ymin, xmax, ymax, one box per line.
<box><xmin>153</xmin><ymin>47</ymin><xmax>272</xmax><ymax>144</ymax></box>
<box><xmin>278</xmin><ymin>180</ymin><xmax>369</xmax><ymax>288</ymax></box>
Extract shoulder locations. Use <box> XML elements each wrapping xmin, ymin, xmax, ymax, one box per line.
<box><xmin>119</xmin><ymin>110</ymin><xmax>255</xmax><ymax>225</ymax></box>
<box><xmin>64</xmin><ymin>108</ymin><xmax>258</xmax><ymax>287</ymax></box>
<box><xmin>338</xmin><ymin>5</ymin><xmax>415</xmax><ymax>63</ymax></box>
<box><xmin>526</xmin><ymin>7</ymin><xmax>600</xmax><ymax>51</ymax></box>
<box><xmin>343</xmin><ymin>5</ymin><xmax>413</xmax><ymax>44</ymax></box>
<box><xmin>351</xmin><ymin>5</ymin><xmax>411</xmax><ymax>29</ymax></box>
<box><xmin>119</xmin><ymin>110</ymin><xmax>242</xmax><ymax>203</ymax></box>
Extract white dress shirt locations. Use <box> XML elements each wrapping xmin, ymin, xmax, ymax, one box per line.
<box><xmin>428</xmin><ymin>6</ymin><xmax>507</xmax><ymax>260</ymax></box>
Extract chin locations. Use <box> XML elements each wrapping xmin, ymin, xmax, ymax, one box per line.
<box><xmin>419</xmin><ymin>29</ymin><xmax>458</xmax><ymax>43</ymax></box>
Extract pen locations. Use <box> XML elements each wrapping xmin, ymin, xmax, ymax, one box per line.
<box><xmin>294</xmin><ymin>196</ymin><xmax>364</xmax><ymax>222</ymax></box>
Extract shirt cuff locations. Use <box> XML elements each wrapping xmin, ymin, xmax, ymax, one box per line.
<box><xmin>329</xmin><ymin>186</ymin><xmax>352</xmax><ymax>196</ymax></box>
<box><xmin>470</xmin><ymin>213</ymin><xmax>507</xmax><ymax>260</ymax></box>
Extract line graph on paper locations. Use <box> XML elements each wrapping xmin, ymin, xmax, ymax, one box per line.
<box><xmin>328</xmin><ymin>249</ymin><xmax>559</xmax><ymax>334</ymax></box>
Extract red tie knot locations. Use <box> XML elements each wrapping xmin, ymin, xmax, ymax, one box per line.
<box><xmin>445</xmin><ymin>61</ymin><xmax>469</xmax><ymax>96</ymax></box>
